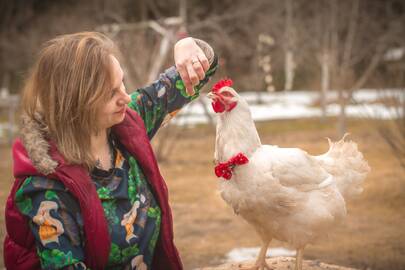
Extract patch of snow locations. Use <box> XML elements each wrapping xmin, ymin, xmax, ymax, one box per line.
<box><xmin>171</xmin><ymin>89</ymin><xmax>403</xmax><ymax>126</ymax></box>
<box><xmin>327</xmin><ymin>104</ymin><xmax>402</xmax><ymax>120</ymax></box>
<box><xmin>240</xmin><ymin>91</ymin><xmax>317</xmax><ymax>105</ymax></box>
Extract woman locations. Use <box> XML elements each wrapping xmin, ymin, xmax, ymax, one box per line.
<box><xmin>4</xmin><ymin>32</ymin><xmax>218</xmax><ymax>270</ymax></box>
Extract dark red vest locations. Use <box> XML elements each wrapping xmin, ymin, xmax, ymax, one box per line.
<box><xmin>3</xmin><ymin>108</ymin><xmax>182</xmax><ymax>270</ymax></box>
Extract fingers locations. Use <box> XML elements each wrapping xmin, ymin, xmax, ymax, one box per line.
<box><xmin>176</xmin><ymin>62</ymin><xmax>194</xmax><ymax>96</ymax></box>
<box><xmin>192</xmin><ymin>58</ymin><xmax>205</xmax><ymax>81</ymax></box>
<box><xmin>197</xmin><ymin>53</ymin><xmax>210</xmax><ymax>72</ymax></box>
<box><xmin>186</xmin><ymin>63</ymin><xmax>199</xmax><ymax>96</ymax></box>
<box><xmin>176</xmin><ymin>54</ymin><xmax>210</xmax><ymax>96</ymax></box>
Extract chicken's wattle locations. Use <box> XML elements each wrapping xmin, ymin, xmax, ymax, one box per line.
<box><xmin>211</xmin><ymin>99</ymin><xmax>237</xmax><ymax>113</ymax></box>
<box><xmin>212</xmin><ymin>100</ymin><xmax>225</xmax><ymax>113</ymax></box>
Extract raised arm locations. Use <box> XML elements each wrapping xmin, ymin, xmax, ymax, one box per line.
<box><xmin>128</xmin><ymin>38</ymin><xmax>218</xmax><ymax>139</ymax></box>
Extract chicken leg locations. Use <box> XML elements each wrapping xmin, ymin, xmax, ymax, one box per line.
<box><xmin>240</xmin><ymin>239</ymin><xmax>272</xmax><ymax>270</ymax></box>
<box><xmin>294</xmin><ymin>248</ymin><xmax>304</xmax><ymax>270</ymax></box>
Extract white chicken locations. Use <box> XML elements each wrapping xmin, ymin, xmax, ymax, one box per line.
<box><xmin>206</xmin><ymin>79</ymin><xmax>370</xmax><ymax>270</ymax></box>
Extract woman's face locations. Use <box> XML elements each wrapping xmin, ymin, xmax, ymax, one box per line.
<box><xmin>98</xmin><ymin>55</ymin><xmax>131</xmax><ymax>130</ymax></box>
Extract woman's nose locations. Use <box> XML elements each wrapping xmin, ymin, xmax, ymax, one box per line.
<box><xmin>118</xmin><ymin>91</ymin><xmax>131</xmax><ymax>105</ymax></box>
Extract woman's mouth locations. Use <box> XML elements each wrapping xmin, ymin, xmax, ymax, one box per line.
<box><xmin>116</xmin><ymin>107</ymin><xmax>126</xmax><ymax>114</ymax></box>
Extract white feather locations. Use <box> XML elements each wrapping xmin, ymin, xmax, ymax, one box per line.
<box><xmin>213</xmin><ymin>87</ymin><xmax>370</xmax><ymax>249</ymax></box>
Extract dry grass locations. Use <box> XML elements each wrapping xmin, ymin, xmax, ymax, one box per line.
<box><xmin>0</xmin><ymin>118</ymin><xmax>404</xmax><ymax>270</ymax></box>
<box><xmin>158</xmin><ymin>118</ymin><xmax>405</xmax><ymax>270</ymax></box>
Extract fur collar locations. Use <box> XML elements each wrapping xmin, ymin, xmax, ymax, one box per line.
<box><xmin>20</xmin><ymin>113</ymin><xmax>58</xmax><ymax>175</ymax></box>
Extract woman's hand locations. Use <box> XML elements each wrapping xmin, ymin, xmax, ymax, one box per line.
<box><xmin>174</xmin><ymin>37</ymin><xmax>210</xmax><ymax>96</ymax></box>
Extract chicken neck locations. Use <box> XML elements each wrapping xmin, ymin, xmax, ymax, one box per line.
<box><xmin>215</xmin><ymin>99</ymin><xmax>262</xmax><ymax>162</ymax></box>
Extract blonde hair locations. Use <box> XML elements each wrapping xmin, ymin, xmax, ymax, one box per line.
<box><xmin>22</xmin><ymin>31</ymin><xmax>119</xmax><ymax>170</ymax></box>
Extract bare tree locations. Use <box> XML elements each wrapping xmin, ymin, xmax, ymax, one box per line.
<box><xmin>377</xmin><ymin>90</ymin><xmax>405</xmax><ymax>168</ymax></box>
<box><xmin>299</xmin><ymin>0</ymin><xmax>404</xmax><ymax>135</ymax></box>
<box><xmin>284</xmin><ymin>0</ymin><xmax>296</xmax><ymax>91</ymax></box>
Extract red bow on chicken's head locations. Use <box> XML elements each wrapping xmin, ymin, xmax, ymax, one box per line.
<box><xmin>207</xmin><ymin>79</ymin><xmax>239</xmax><ymax>113</ymax></box>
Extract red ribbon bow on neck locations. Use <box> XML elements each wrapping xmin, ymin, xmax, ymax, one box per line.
<box><xmin>214</xmin><ymin>153</ymin><xmax>249</xmax><ymax>180</ymax></box>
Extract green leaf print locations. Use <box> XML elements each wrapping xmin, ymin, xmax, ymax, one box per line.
<box><xmin>127</xmin><ymin>175</ymin><xmax>138</xmax><ymax>204</ymax></box>
<box><xmin>149</xmin><ymin>229</ymin><xmax>160</xmax><ymax>254</ymax></box>
<box><xmin>144</xmin><ymin>101</ymin><xmax>163</xmax><ymax>133</ymax></box>
<box><xmin>97</xmin><ymin>187</ymin><xmax>111</xmax><ymax>199</ymax></box>
<box><xmin>147</xmin><ymin>206</ymin><xmax>161</xmax><ymax>218</ymax></box>
<box><xmin>108</xmin><ymin>243</ymin><xmax>122</xmax><ymax>264</ymax></box>
<box><xmin>206</xmin><ymin>64</ymin><xmax>218</xmax><ymax>76</ymax></box>
<box><xmin>148</xmin><ymin>206</ymin><xmax>161</xmax><ymax>254</ymax></box>
<box><xmin>38</xmin><ymin>249</ymin><xmax>80</xmax><ymax>268</ymax></box>
<box><xmin>143</xmin><ymin>110</ymin><xmax>155</xmax><ymax>133</ymax></box>
<box><xmin>128</xmin><ymin>157</ymin><xmax>139</xmax><ymax>180</ymax></box>
<box><xmin>176</xmin><ymin>79</ymin><xmax>199</xmax><ymax>100</ymax></box>
<box><xmin>176</xmin><ymin>79</ymin><xmax>186</xmax><ymax>95</ymax></box>
<box><xmin>128</xmin><ymin>157</ymin><xmax>142</xmax><ymax>203</ymax></box>
<box><xmin>15</xmin><ymin>177</ymin><xmax>33</xmax><ymax>201</ymax></box>
<box><xmin>102</xmin><ymin>200</ymin><xmax>119</xmax><ymax>226</ymax></box>
<box><xmin>45</xmin><ymin>190</ymin><xmax>59</xmax><ymax>200</ymax></box>
<box><xmin>122</xmin><ymin>245</ymin><xmax>140</xmax><ymax>261</ymax></box>
<box><xmin>16</xmin><ymin>197</ymin><xmax>33</xmax><ymax>215</ymax></box>
<box><xmin>15</xmin><ymin>177</ymin><xmax>33</xmax><ymax>214</ymax></box>
<box><xmin>128</xmin><ymin>91</ymin><xmax>143</xmax><ymax>115</ymax></box>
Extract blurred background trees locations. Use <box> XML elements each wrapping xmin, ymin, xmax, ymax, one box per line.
<box><xmin>0</xmin><ymin>0</ymin><xmax>404</xmax><ymax>161</ymax></box>
<box><xmin>2</xmin><ymin>0</ymin><xmax>404</xmax><ymax>91</ymax></box>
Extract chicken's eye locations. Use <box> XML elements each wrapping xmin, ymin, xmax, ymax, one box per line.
<box><xmin>221</xmin><ymin>91</ymin><xmax>234</xmax><ymax>98</ymax></box>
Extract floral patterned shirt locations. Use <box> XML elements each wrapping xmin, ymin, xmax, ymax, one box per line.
<box><xmin>15</xmin><ymin>58</ymin><xmax>218</xmax><ymax>270</ymax></box>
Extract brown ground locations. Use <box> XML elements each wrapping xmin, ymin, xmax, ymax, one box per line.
<box><xmin>199</xmin><ymin>257</ymin><xmax>359</xmax><ymax>270</ymax></box>
<box><xmin>0</xmin><ymin>118</ymin><xmax>404</xmax><ymax>270</ymax></box>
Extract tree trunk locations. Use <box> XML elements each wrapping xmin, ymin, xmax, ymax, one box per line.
<box><xmin>179</xmin><ymin>0</ymin><xmax>187</xmax><ymax>25</ymax></box>
<box><xmin>147</xmin><ymin>31</ymin><xmax>172</xmax><ymax>84</ymax></box>
<box><xmin>337</xmin><ymin>89</ymin><xmax>347</xmax><ymax>137</ymax></box>
<box><xmin>320</xmin><ymin>51</ymin><xmax>330</xmax><ymax>121</ymax></box>
<box><xmin>284</xmin><ymin>0</ymin><xmax>295</xmax><ymax>91</ymax></box>
<box><xmin>284</xmin><ymin>50</ymin><xmax>295</xmax><ymax>91</ymax></box>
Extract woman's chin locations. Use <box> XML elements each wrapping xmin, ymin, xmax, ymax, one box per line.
<box><xmin>112</xmin><ymin>115</ymin><xmax>125</xmax><ymax>125</ymax></box>
<box><xmin>102</xmin><ymin>114</ymin><xmax>126</xmax><ymax>129</ymax></box>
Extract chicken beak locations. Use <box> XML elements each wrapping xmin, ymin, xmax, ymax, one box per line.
<box><xmin>206</xmin><ymin>92</ymin><xmax>216</xmax><ymax>99</ymax></box>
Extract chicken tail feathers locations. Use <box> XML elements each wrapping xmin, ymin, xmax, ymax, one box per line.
<box><xmin>316</xmin><ymin>134</ymin><xmax>370</xmax><ymax>199</ymax></box>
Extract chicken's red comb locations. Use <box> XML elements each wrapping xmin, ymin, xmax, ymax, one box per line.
<box><xmin>212</xmin><ymin>79</ymin><xmax>233</xmax><ymax>93</ymax></box>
